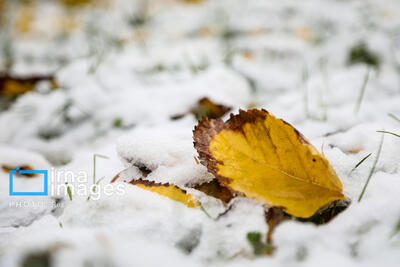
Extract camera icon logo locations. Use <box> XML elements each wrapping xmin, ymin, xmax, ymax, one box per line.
<box><xmin>9</xmin><ymin>167</ymin><xmax>48</xmax><ymax>196</ymax></box>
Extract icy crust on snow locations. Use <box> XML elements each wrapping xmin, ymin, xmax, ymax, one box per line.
<box><xmin>1</xmin><ymin>0</ymin><xmax>400</xmax><ymax>266</ymax></box>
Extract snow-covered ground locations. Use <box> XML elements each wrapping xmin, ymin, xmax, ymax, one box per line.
<box><xmin>1</xmin><ymin>0</ymin><xmax>400</xmax><ymax>266</ymax></box>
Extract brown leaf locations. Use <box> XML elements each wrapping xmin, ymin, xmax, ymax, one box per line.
<box><xmin>171</xmin><ymin>97</ymin><xmax>231</xmax><ymax>121</ymax></box>
<box><xmin>1</xmin><ymin>165</ymin><xmax>38</xmax><ymax>177</ymax></box>
<box><xmin>264</xmin><ymin>200</ymin><xmax>350</xmax><ymax>247</ymax></box>
<box><xmin>265</xmin><ymin>207</ymin><xmax>287</xmax><ymax>246</ymax></box>
<box><xmin>192</xmin><ymin>179</ymin><xmax>235</xmax><ymax>204</ymax></box>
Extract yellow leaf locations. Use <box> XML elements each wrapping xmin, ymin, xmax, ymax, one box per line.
<box><xmin>112</xmin><ymin>168</ymin><xmax>232</xmax><ymax>206</ymax></box>
<box><xmin>60</xmin><ymin>0</ymin><xmax>110</xmax><ymax>8</ymax></box>
<box><xmin>60</xmin><ymin>0</ymin><xmax>93</xmax><ymax>7</ymax></box>
<box><xmin>1</xmin><ymin>79</ymin><xmax>35</xmax><ymax>98</ymax></box>
<box><xmin>294</xmin><ymin>27</ymin><xmax>314</xmax><ymax>42</ymax></box>
<box><xmin>15</xmin><ymin>2</ymin><xmax>35</xmax><ymax>34</ymax></box>
<box><xmin>130</xmin><ymin>179</ymin><xmax>200</xmax><ymax>208</ymax></box>
<box><xmin>0</xmin><ymin>0</ymin><xmax>6</xmax><ymax>26</ymax></box>
<box><xmin>193</xmin><ymin>109</ymin><xmax>345</xmax><ymax>218</ymax></box>
<box><xmin>0</xmin><ymin>73</ymin><xmax>57</xmax><ymax>98</ymax></box>
<box><xmin>183</xmin><ymin>0</ymin><xmax>204</xmax><ymax>4</ymax></box>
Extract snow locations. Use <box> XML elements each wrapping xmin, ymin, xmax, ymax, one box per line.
<box><xmin>1</xmin><ymin>0</ymin><xmax>400</xmax><ymax>266</ymax></box>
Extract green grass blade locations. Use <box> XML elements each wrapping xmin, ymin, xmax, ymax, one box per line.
<box><xmin>377</xmin><ymin>130</ymin><xmax>400</xmax><ymax>139</ymax></box>
<box><xmin>96</xmin><ymin>176</ymin><xmax>105</xmax><ymax>185</ymax></box>
<box><xmin>90</xmin><ymin>154</ymin><xmax>109</xmax><ymax>199</ymax></box>
<box><xmin>354</xmin><ymin>68</ymin><xmax>370</xmax><ymax>114</ymax></box>
<box><xmin>350</xmin><ymin>153</ymin><xmax>372</xmax><ymax>174</ymax></box>
<box><xmin>65</xmin><ymin>182</ymin><xmax>73</xmax><ymax>201</ymax></box>
<box><xmin>358</xmin><ymin>133</ymin><xmax>384</xmax><ymax>202</ymax></box>
<box><xmin>388</xmin><ymin>113</ymin><xmax>400</xmax><ymax>124</ymax></box>
<box><xmin>93</xmin><ymin>153</ymin><xmax>109</xmax><ymax>184</ymax></box>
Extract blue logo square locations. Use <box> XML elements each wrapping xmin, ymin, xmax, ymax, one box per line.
<box><xmin>9</xmin><ymin>168</ymin><xmax>48</xmax><ymax>196</ymax></box>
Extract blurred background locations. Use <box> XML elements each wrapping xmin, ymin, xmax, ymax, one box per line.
<box><xmin>1</xmin><ymin>0</ymin><xmax>400</xmax><ymax>164</ymax></box>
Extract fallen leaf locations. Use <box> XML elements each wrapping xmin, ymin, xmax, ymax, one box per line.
<box><xmin>348</xmin><ymin>148</ymin><xmax>362</xmax><ymax>154</ymax></box>
<box><xmin>132</xmin><ymin>162</ymin><xmax>152</xmax><ymax>178</ymax></box>
<box><xmin>183</xmin><ymin>0</ymin><xmax>204</xmax><ymax>4</ymax></box>
<box><xmin>264</xmin><ymin>200</ymin><xmax>350</xmax><ymax>249</ymax></box>
<box><xmin>15</xmin><ymin>1</ymin><xmax>35</xmax><ymax>34</ymax></box>
<box><xmin>296</xmin><ymin>199</ymin><xmax>350</xmax><ymax>225</ymax></box>
<box><xmin>191</xmin><ymin>97</ymin><xmax>231</xmax><ymax>120</ymax></box>
<box><xmin>197</xmin><ymin>26</ymin><xmax>217</xmax><ymax>37</ymax></box>
<box><xmin>60</xmin><ymin>0</ymin><xmax>110</xmax><ymax>8</ymax></box>
<box><xmin>60</xmin><ymin>0</ymin><xmax>93</xmax><ymax>7</ymax></box>
<box><xmin>111</xmin><ymin>170</ymin><xmax>200</xmax><ymax>208</ymax></box>
<box><xmin>265</xmin><ymin>207</ymin><xmax>286</xmax><ymax>245</ymax></box>
<box><xmin>0</xmin><ymin>73</ymin><xmax>57</xmax><ymax>98</ymax></box>
<box><xmin>112</xmin><ymin>167</ymin><xmax>234</xmax><ymax>206</ymax></box>
<box><xmin>129</xmin><ymin>179</ymin><xmax>200</xmax><ymax>208</ymax></box>
<box><xmin>241</xmin><ymin>50</ymin><xmax>255</xmax><ymax>61</ymax></box>
<box><xmin>171</xmin><ymin>97</ymin><xmax>231</xmax><ymax>121</ymax></box>
<box><xmin>293</xmin><ymin>27</ymin><xmax>314</xmax><ymax>42</ymax></box>
<box><xmin>1</xmin><ymin>165</ymin><xmax>38</xmax><ymax>177</ymax></box>
<box><xmin>193</xmin><ymin>109</ymin><xmax>345</xmax><ymax>218</ymax></box>
<box><xmin>192</xmin><ymin>179</ymin><xmax>234</xmax><ymax>204</ymax></box>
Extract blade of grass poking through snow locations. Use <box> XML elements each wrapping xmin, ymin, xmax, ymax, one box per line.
<box><xmin>388</xmin><ymin>113</ymin><xmax>400</xmax><ymax>124</ymax></box>
<box><xmin>319</xmin><ymin>57</ymin><xmax>329</xmax><ymax>121</ymax></box>
<box><xmin>302</xmin><ymin>66</ymin><xmax>310</xmax><ymax>118</ymax></box>
<box><xmin>93</xmin><ymin>153</ymin><xmax>109</xmax><ymax>185</ymax></box>
<box><xmin>96</xmin><ymin>176</ymin><xmax>105</xmax><ymax>185</ymax></box>
<box><xmin>247</xmin><ymin>232</ymin><xmax>274</xmax><ymax>255</ymax></box>
<box><xmin>377</xmin><ymin>130</ymin><xmax>400</xmax><ymax>139</ymax></box>
<box><xmin>199</xmin><ymin>205</ymin><xmax>215</xmax><ymax>220</ymax></box>
<box><xmin>389</xmin><ymin>217</ymin><xmax>400</xmax><ymax>239</ymax></box>
<box><xmin>65</xmin><ymin>182</ymin><xmax>72</xmax><ymax>201</ymax></box>
<box><xmin>394</xmin><ymin>219</ymin><xmax>400</xmax><ymax>236</ymax></box>
<box><xmin>355</xmin><ymin>68</ymin><xmax>370</xmax><ymax>114</ymax></box>
<box><xmin>349</xmin><ymin>153</ymin><xmax>372</xmax><ymax>174</ymax></box>
<box><xmin>358</xmin><ymin>133</ymin><xmax>384</xmax><ymax>202</ymax></box>
<box><xmin>88</xmin><ymin>154</ymin><xmax>109</xmax><ymax>200</ymax></box>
